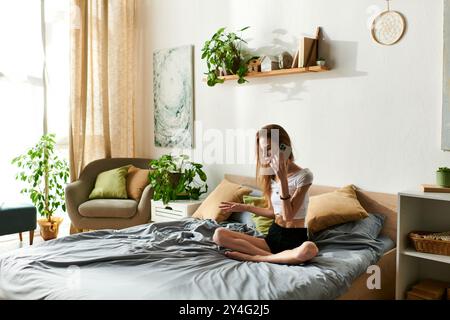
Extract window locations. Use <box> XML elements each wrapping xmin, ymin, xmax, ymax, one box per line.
<box><xmin>0</xmin><ymin>0</ymin><xmax>70</xmax><ymax>202</ymax></box>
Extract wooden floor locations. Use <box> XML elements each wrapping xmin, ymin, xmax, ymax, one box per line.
<box><xmin>0</xmin><ymin>213</ymin><xmax>71</xmax><ymax>254</ymax></box>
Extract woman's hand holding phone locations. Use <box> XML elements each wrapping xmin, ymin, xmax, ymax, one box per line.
<box><xmin>269</xmin><ymin>152</ymin><xmax>288</xmax><ymax>180</ymax></box>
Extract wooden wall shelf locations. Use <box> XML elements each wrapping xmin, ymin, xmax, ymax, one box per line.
<box><xmin>204</xmin><ymin>65</ymin><xmax>329</xmax><ymax>82</ymax></box>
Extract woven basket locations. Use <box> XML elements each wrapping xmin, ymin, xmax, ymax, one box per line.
<box><xmin>409</xmin><ymin>231</ymin><xmax>450</xmax><ymax>256</ymax></box>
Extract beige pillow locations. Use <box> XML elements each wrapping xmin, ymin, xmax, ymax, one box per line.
<box><xmin>126</xmin><ymin>166</ymin><xmax>150</xmax><ymax>201</ymax></box>
<box><xmin>192</xmin><ymin>179</ymin><xmax>252</xmax><ymax>222</ymax></box>
<box><xmin>306</xmin><ymin>185</ymin><xmax>369</xmax><ymax>233</ymax></box>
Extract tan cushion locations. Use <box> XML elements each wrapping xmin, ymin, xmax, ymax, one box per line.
<box><xmin>192</xmin><ymin>179</ymin><xmax>252</xmax><ymax>222</ymax></box>
<box><xmin>79</xmin><ymin>199</ymin><xmax>137</xmax><ymax>218</ymax></box>
<box><xmin>127</xmin><ymin>166</ymin><xmax>150</xmax><ymax>201</ymax></box>
<box><xmin>306</xmin><ymin>185</ymin><xmax>369</xmax><ymax>233</ymax></box>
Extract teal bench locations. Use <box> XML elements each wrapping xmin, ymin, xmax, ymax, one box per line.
<box><xmin>0</xmin><ymin>203</ymin><xmax>37</xmax><ymax>245</ymax></box>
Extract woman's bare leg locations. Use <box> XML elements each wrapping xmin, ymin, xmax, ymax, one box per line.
<box><xmin>226</xmin><ymin>241</ymin><xmax>319</xmax><ymax>265</ymax></box>
<box><xmin>213</xmin><ymin>227</ymin><xmax>271</xmax><ymax>256</ymax></box>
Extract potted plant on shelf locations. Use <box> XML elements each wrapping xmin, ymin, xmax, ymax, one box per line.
<box><xmin>201</xmin><ymin>26</ymin><xmax>250</xmax><ymax>86</ymax></box>
<box><xmin>148</xmin><ymin>154</ymin><xmax>208</xmax><ymax>205</ymax></box>
<box><xmin>12</xmin><ymin>133</ymin><xmax>70</xmax><ymax>241</ymax></box>
<box><xmin>436</xmin><ymin>167</ymin><xmax>450</xmax><ymax>188</ymax></box>
<box><xmin>316</xmin><ymin>57</ymin><xmax>326</xmax><ymax>67</ymax></box>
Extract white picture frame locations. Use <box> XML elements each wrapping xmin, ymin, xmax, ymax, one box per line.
<box><xmin>153</xmin><ymin>45</ymin><xmax>194</xmax><ymax>148</ymax></box>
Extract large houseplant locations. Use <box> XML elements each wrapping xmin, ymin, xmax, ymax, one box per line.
<box><xmin>12</xmin><ymin>133</ymin><xmax>70</xmax><ymax>240</ymax></box>
<box><xmin>148</xmin><ymin>155</ymin><xmax>208</xmax><ymax>205</ymax></box>
<box><xmin>201</xmin><ymin>26</ymin><xmax>250</xmax><ymax>86</ymax></box>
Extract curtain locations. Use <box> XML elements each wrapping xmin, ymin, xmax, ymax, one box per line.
<box><xmin>70</xmin><ymin>0</ymin><xmax>136</xmax><ymax>181</ymax></box>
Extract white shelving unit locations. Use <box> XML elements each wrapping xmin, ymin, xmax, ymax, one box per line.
<box><xmin>396</xmin><ymin>190</ymin><xmax>450</xmax><ymax>299</ymax></box>
<box><xmin>151</xmin><ymin>199</ymin><xmax>203</xmax><ymax>223</ymax></box>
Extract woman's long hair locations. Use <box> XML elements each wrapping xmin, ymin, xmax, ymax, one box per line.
<box><xmin>256</xmin><ymin>124</ymin><xmax>294</xmax><ymax>201</ymax></box>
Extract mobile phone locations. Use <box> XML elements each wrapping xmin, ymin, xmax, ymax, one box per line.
<box><xmin>279</xmin><ymin>143</ymin><xmax>292</xmax><ymax>159</ymax></box>
<box><xmin>259</xmin><ymin>144</ymin><xmax>292</xmax><ymax>175</ymax></box>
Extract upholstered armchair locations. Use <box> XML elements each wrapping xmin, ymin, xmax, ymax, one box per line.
<box><xmin>66</xmin><ymin>158</ymin><xmax>153</xmax><ymax>234</ymax></box>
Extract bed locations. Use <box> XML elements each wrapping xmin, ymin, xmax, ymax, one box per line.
<box><xmin>224</xmin><ymin>174</ymin><xmax>397</xmax><ymax>300</ymax></box>
<box><xmin>0</xmin><ymin>174</ymin><xmax>397</xmax><ymax>300</ymax></box>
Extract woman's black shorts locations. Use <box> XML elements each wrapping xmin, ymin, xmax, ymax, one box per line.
<box><xmin>264</xmin><ymin>223</ymin><xmax>308</xmax><ymax>254</ymax></box>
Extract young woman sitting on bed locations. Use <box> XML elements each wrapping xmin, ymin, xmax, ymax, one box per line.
<box><xmin>213</xmin><ymin>124</ymin><xmax>319</xmax><ymax>265</ymax></box>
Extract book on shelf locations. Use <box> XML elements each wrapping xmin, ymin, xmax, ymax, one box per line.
<box><xmin>298</xmin><ymin>36</ymin><xmax>318</xmax><ymax>68</ymax></box>
<box><xmin>407</xmin><ymin>279</ymin><xmax>450</xmax><ymax>300</ymax></box>
<box><xmin>406</xmin><ymin>289</ymin><xmax>434</xmax><ymax>300</ymax></box>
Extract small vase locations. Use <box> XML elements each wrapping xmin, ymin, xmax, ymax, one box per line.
<box><xmin>436</xmin><ymin>171</ymin><xmax>450</xmax><ymax>188</ymax></box>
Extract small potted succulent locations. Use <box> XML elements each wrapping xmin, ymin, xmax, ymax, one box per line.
<box><xmin>316</xmin><ymin>57</ymin><xmax>326</xmax><ymax>67</ymax></box>
<box><xmin>436</xmin><ymin>167</ymin><xmax>450</xmax><ymax>187</ymax></box>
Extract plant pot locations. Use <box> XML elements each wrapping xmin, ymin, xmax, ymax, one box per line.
<box><xmin>38</xmin><ymin>216</ymin><xmax>63</xmax><ymax>241</ymax></box>
<box><xmin>220</xmin><ymin>58</ymin><xmax>241</xmax><ymax>76</ymax></box>
<box><xmin>436</xmin><ymin>171</ymin><xmax>450</xmax><ymax>188</ymax></box>
<box><xmin>220</xmin><ymin>65</ymin><xmax>228</xmax><ymax>76</ymax></box>
<box><xmin>169</xmin><ymin>172</ymin><xmax>181</xmax><ymax>188</ymax></box>
<box><xmin>316</xmin><ymin>60</ymin><xmax>326</xmax><ymax>67</ymax></box>
<box><xmin>175</xmin><ymin>192</ymin><xmax>190</xmax><ymax>200</ymax></box>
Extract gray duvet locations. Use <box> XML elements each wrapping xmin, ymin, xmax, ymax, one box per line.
<box><xmin>0</xmin><ymin>218</ymin><xmax>392</xmax><ymax>300</ymax></box>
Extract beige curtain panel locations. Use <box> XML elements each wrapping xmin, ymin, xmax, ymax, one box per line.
<box><xmin>70</xmin><ymin>0</ymin><xmax>137</xmax><ymax>181</ymax></box>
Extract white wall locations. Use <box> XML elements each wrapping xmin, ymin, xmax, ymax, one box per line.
<box><xmin>135</xmin><ymin>0</ymin><xmax>450</xmax><ymax>194</ymax></box>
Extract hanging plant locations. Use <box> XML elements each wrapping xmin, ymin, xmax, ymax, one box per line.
<box><xmin>201</xmin><ymin>26</ymin><xmax>250</xmax><ymax>86</ymax></box>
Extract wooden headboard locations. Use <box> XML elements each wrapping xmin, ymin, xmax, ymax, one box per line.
<box><xmin>224</xmin><ymin>174</ymin><xmax>398</xmax><ymax>245</ymax></box>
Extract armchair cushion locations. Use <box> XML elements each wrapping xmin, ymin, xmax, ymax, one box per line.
<box><xmin>89</xmin><ymin>165</ymin><xmax>131</xmax><ymax>199</ymax></box>
<box><xmin>127</xmin><ymin>165</ymin><xmax>150</xmax><ymax>201</ymax></box>
<box><xmin>79</xmin><ymin>199</ymin><xmax>137</xmax><ymax>218</ymax></box>
<box><xmin>192</xmin><ymin>179</ymin><xmax>252</xmax><ymax>222</ymax></box>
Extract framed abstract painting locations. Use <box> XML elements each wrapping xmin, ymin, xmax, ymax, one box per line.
<box><xmin>153</xmin><ymin>45</ymin><xmax>194</xmax><ymax>148</ymax></box>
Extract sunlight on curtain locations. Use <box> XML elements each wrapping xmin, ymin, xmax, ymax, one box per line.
<box><xmin>0</xmin><ymin>0</ymin><xmax>70</xmax><ymax>203</ymax></box>
<box><xmin>45</xmin><ymin>0</ymin><xmax>71</xmax><ymax>153</ymax></box>
<box><xmin>70</xmin><ymin>0</ymin><xmax>136</xmax><ymax>180</ymax></box>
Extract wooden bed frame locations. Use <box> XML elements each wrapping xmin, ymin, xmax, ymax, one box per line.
<box><xmin>224</xmin><ymin>174</ymin><xmax>397</xmax><ymax>300</ymax></box>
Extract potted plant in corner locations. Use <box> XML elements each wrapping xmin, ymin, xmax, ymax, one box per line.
<box><xmin>201</xmin><ymin>26</ymin><xmax>250</xmax><ymax>86</ymax></box>
<box><xmin>12</xmin><ymin>133</ymin><xmax>70</xmax><ymax>240</ymax></box>
<box><xmin>148</xmin><ymin>154</ymin><xmax>208</xmax><ymax>205</ymax></box>
<box><xmin>436</xmin><ymin>167</ymin><xmax>450</xmax><ymax>188</ymax></box>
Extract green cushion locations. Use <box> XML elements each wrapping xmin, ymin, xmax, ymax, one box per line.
<box><xmin>89</xmin><ymin>165</ymin><xmax>131</xmax><ymax>199</ymax></box>
<box><xmin>243</xmin><ymin>195</ymin><xmax>274</xmax><ymax>235</ymax></box>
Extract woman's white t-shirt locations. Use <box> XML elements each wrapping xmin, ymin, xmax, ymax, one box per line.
<box><xmin>270</xmin><ymin>168</ymin><xmax>314</xmax><ymax>220</ymax></box>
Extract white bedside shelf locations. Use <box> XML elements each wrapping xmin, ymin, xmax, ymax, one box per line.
<box><xmin>396</xmin><ymin>190</ymin><xmax>450</xmax><ymax>300</ymax></box>
<box><xmin>402</xmin><ymin>248</ymin><xmax>450</xmax><ymax>265</ymax></box>
<box><xmin>151</xmin><ymin>199</ymin><xmax>203</xmax><ymax>223</ymax></box>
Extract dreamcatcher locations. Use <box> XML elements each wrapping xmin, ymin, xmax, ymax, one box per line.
<box><xmin>371</xmin><ymin>0</ymin><xmax>406</xmax><ymax>46</ymax></box>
